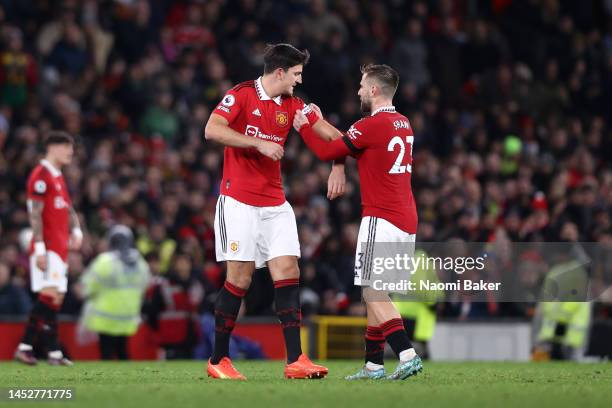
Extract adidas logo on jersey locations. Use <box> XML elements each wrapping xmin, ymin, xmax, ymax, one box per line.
<box><xmin>252</xmin><ymin>108</ymin><xmax>261</xmax><ymax>116</ymax></box>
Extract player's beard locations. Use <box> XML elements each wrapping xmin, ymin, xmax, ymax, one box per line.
<box><xmin>360</xmin><ymin>97</ymin><xmax>371</xmax><ymax>116</ymax></box>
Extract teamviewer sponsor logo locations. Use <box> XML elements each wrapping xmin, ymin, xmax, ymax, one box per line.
<box><xmin>244</xmin><ymin>125</ymin><xmax>283</xmax><ymax>142</ymax></box>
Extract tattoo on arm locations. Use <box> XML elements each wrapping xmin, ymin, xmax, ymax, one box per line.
<box><xmin>69</xmin><ymin>207</ymin><xmax>80</xmax><ymax>231</ymax></box>
<box><xmin>27</xmin><ymin>200</ymin><xmax>44</xmax><ymax>243</ymax></box>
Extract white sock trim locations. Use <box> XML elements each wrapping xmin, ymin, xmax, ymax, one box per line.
<box><xmin>48</xmin><ymin>350</ymin><xmax>63</xmax><ymax>359</ymax></box>
<box><xmin>366</xmin><ymin>361</ymin><xmax>384</xmax><ymax>371</ymax></box>
<box><xmin>18</xmin><ymin>343</ymin><xmax>33</xmax><ymax>351</ymax></box>
<box><xmin>399</xmin><ymin>348</ymin><xmax>417</xmax><ymax>362</ymax></box>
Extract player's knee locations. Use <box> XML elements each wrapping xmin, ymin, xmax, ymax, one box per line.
<box><xmin>229</xmin><ymin>274</ymin><xmax>252</xmax><ymax>290</ymax></box>
<box><xmin>273</xmin><ymin>267</ymin><xmax>298</xmax><ymax>281</ymax></box>
<box><xmin>225</xmin><ymin>261</ymin><xmax>255</xmax><ymax>290</ymax></box>
<box><xmin>269</xmin><ymin>258</ymin><xmax>300</xmax><ymax>280</ymax></box>
<box><xmin>279</xmin><ymin>264</ymin><xmax>299</xmax><ymax>280</ymax></box>
<box><xmin>226</xmin><ymin>271</ymin><xmax>253</xmax><ymax>290</ymax></box>
<box><xmin>40</xmin><ymin>287</ymin><xmax>59</xmax><ymax>300</ymax></box>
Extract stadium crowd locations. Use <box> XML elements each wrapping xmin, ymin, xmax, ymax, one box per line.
<box><xmin>0</xmin><ymin>0</ymin><xmax>611</xmax><ymax>330</ymax></box>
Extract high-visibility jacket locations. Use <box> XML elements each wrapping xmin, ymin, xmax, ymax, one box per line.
<box><xmin>537</xmin><ymin>260</ymin><xmax>591</xmax><ymax>348</ymax></box>
<box><xmin>81</xmin><ymin>250</ymin><xmax>150</xmax><ymax>336</ymax></box>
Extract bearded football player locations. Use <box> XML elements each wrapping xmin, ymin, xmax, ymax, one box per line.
<box><xmin>293</xmin><ymin>64</ymin><xmax>423</xmax><ymax>380</ymax></box>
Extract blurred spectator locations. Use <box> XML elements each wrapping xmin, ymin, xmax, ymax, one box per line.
<box><xmin>302</xmin><ymin>0</ymin><xmax>348</xmax><ymax>45</ymax></box>
<box><xmin>137</xmin><ymin>223</ymin><xmax>176</xmax><ymax>274</ymax></box>
<box><xmin>143</xmin><ymin>251</ymin><xmax>203</xmax><ymax>359</ymax></box>
<box><xmin>391</xmin><ymin>19</ymin><xmax>429</xmax><ymax>91</ymax></box>
<box><xmin>46</xmin><ymin>21</ymin><xmax>89</xmax><ymax>78</ymax></box>
<box><xmin>0</xmin><ymin>261</ymin><xmax>31</xmax><ymax>315</ymax></box>
<box><xmin>0</xmin><ymin>28</ymin><xmax>37</xmax><ymax>108</ymax></box>
<box><xmin>113</xmin><ymin>0</ymin><xmax>158</xmax><ymax>64</ymax></box>
<box><xmin>139</xmin><ymin>91</ymin><xmax>179</xmax><ymax>144</ymax></box>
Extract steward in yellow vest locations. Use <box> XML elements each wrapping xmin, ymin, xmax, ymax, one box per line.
<box><xmin>81</xmin><ymin>225</ymin><xmax>150</xmax><ymax>360</ymax></box>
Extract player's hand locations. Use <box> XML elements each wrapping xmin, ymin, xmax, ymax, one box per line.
<box><xmin>256</xmin><ymin>140</ymin><xmax>284</xmax><ymax>161</ymax></box>
<box><xmin>293</xmin><ymin>109</ymin><xmax>309</xmax><ymax>131</ymax></box>
<box><xmin>327</xmin><ymin>164</ymin><xmax>346</xmax><ymax>200</ymax></box>
<box><xmin>69</xmin><ymin>233</ymin><xmax>83</xmax><ymax>250</ymax></box>
<box><xmin>308</xmin><ymin>103</ymin><xmax>323</xmax><ymax>119</ymax></box>
<box><xmin>36</xmin><ymin>254</ymin><xmax>47</xmax><ymax>271</ymax></box>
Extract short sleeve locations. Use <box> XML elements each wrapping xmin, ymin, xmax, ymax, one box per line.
<box><xmin>345</xmin><ymin>119</ymin><xmax>372</xmax><ymax>150</ymax></box>
<box><xmin>27</xmin><ymin>173</ymin><xmax>47</xmax><ymax>201</ymax></box>
<box><xmin>213</xmin><ymin>88</ymin><xmax>245</xmax><ymax>124</ymax></box>
<box><xmin>293</xmin><ymin>97</ymin><xmax>320</xmax><ymax>125</ymax></box>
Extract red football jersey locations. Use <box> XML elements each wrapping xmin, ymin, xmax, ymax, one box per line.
<box><xmin>26</xmin><ymin>160</ymin><xmax>71</xmax><ymax>261</ymax></box>
<box><xmin>213</xmin><ymin>77</ymin><xmax>309</xmax><ymax>207</ymax></box>
<box><xmin>348</xmin><ymin>106</ymin><xmax>417</xmax><ymax>233</ymax></box>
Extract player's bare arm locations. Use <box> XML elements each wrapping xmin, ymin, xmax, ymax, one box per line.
<box><xmin>27</xmin><ymin>199</ymin><xmax>47</xmax><ymax>271</ymax></box>
<box><xmin>306</xmin><ymin>103</ymin><xmax>348</xmax><ymax>197</ymax></box>
<box><xmin>68</xmin><ymin>207</ymin><xmax>83</xmax><ymax>250</ymax></box>
<box><xmin>293</xmin><ymin>110</ymin><xmax>352</xmax><ymax>161</ymax></box>
<box><xmin>308</xmin><ymin>103</ymin><xmax>344</xmax><ymax>141</ymax></box>
<box><xmin>327</xmin><ymin>163</ymin><xmax>346</xmax><ymax>200</ymax></box>
<box><xmin>306</xmin><ymin>103</ymin><xmax>347</xmax><ymax>199</ymax></box>
<box><xmin>205</xmin><ymin>113</ymin><xmax>284</xmax><ymax>161</ymax></box>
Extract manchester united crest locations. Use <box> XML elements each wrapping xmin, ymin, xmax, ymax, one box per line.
<box><xmin>275</xmin><ymin>111</ymin><xmax>288</xmax><ymax>126</ymax></box>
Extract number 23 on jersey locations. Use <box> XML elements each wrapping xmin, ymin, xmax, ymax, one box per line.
<box><xmin>387</xmin><ymin>135</ymin><xmax>414</xmax><ymax>174</ymax></box>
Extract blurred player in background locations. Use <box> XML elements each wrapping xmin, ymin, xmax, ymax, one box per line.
<box><xmin>15</xmin><ymin>131</ymin><xmax>82</xmax><ymax>366</ymax></box>
<box><xmin>293</xmin><ymin>64</ymin><xmax>423</xmax><ymax>380</ymax></box>
<box><xmin>204</xmin><ymin>43</ymin><xmax>342</xmax><ymax>380</ymax></box>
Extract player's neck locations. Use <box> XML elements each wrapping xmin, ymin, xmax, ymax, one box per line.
<box><xmin>369</xmin><ymin>99</ymin><xmax>394</xmax><ymax>115</ymax></box>
<box><xmin>43</xmin><ymin>156</ymin><xmax>62</xmax><ymax>171</ymax></box>
<box><xmin>260</xmin><ymin>75</ymin><xmax>282</xmax><ymax>98</ymax></box>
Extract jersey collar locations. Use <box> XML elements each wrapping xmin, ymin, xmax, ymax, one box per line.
<box><xmin>371</xmin><ymin>106</ymin><xmax>396</xmax><ymax>116</ymax></box>
<box><xmin>255</xmin><ymin>77</ymin><xmax>282</xmax><ymax>106</ymax></box>
<box><xmin>41</xmin><ymin>159</ymin><xmax>62</xmax><ymax>177</ymax></box>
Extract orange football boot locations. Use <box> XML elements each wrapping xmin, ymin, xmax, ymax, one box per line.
<box><xmin>207</xmin><ymin>357</ymin><xmax>247</xmax><ymax>380</ymax></box>
<box><xmin>284</xmin><ymin>354</ymin><xmax>329</xmax><ymax>379</ymax></box>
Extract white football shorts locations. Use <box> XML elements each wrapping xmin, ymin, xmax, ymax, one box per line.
<box><xmin>354</xmin><ymin>216</ymin><xmax>416</xmax><ymax>289</ymax></box>
<box><xmin>214</xmin><ymin>195</ymin><xmax>300</xmax><ymax>268</ymax></box>
<box><xmin>30</xmin><ymin>250</ymin><xmax>68</xmax><ymax>293</ymax></box>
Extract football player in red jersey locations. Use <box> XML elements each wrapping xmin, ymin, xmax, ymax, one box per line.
<box><xmin>204</xmin><ymin>44</ymin><xmax>340</xmax><ymax>379</ymax></box>
<box><xmin>293</xmin><ymin>64</ymin><xmax>423</xmax><ymax>380</ymax></box>
<box><xmin>15</xmin><ymin>131</ymin><xmax>82</xmax><ymax>366</ymax></box>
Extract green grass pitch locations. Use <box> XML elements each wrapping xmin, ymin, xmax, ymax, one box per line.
<box><xmin>1</xmin><ymin>360</ymin><xmax>611</xmax><ymax>408</ymax></box>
